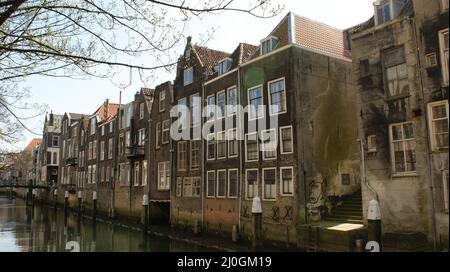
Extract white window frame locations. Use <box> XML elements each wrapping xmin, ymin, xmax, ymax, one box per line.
<box><xmin>206</xmin><ymin>170</ymin><xmax>216</xmax><ymax>199</ymax></box>
<box><xmin>280</xmin><ymin>126</ymin><xmax>294</xmax><ymax>155</ymax></box>
<box><xmin>439</xmin><ymin>28</ymin><xmax>449</xmax><ymax>86</ymax></box>
<box><xmin>247</xmin><ymin>85</ymin><xmax>264</xmax><ymax>121</ymax></box>
<box><xmin>138</xmin><ymin>128</ymin><xmax>146</xmax><ymax>146</ymax></box>
<box><xmin>268</xmin><ymin>77</ymin><xmax>287</xmax><ymax>116</ymax></box>
<box><xmin>216</xmin><ymin>90</ymin><xmax>226</xmax><ymax>119</ymax></box>
<box><xmin>427</xmin><ymin>100</ymin><xmax>449</xmax><ymax>152</ymax></box>
<box><xmin>261</xmin><ymin>129</ymin><xmax>277</xmax><ymax>161</ymax></box>
<box><xmin>177</xmin><ymin>141</ymin><xmax>187</xmax><ymax>171</ymax></box>
<box><xmin>280</xmin><ymin>167</ymin><xmax>294</xmax><ymax>197</ymax></box>
<box><xmin>216</xmin><ymin>170</ymin><xmax>227</xmax><ymax>199</ymax></box>
<box><xmin>228</xmin><ymin>128</ymin><xmax>238</xmax><ymax>158</ymax></box>
<box><xmin>162</xmin><ymin>120</ymin><xmax>170</xmax><ymax>145</ymax></box>
<box><xmin>190</xmin><ymin>140</ymin><xmax>200</xmax><ymax>170</ymax></box>
<box><xmin>207</xmin><ymin>133</ymin><xmax>216</xmax><ymax>161</ymax></box>
<box><xmin>227</xmin><ymin>86</ymin><xmax>238</xmax><ymax>117</ymax></box>
<box><xmin>262</xmin><ymin>168</ymin><xmax>277</xmax><ymax>201</ymax></box>
<box><xmin>206</xmin><ymin>94</ymin><xmax>216</xmax><ymax>122</ymax></box>
<box><xmin>157</xmin><ymin>161</ymin><xmax>170</xmax><ymax>191</ymax></box>
<box><xmin>217</xmin><ymin>131</ymin><xmax>227</xmax><ymax>160</ymax></box>
<box><xmin>246</xmin><ymin>169</ymin><xmax>259</xmax><ymax>200</ymax></box>
<box><xmin>134</xmin><ymin>162</ymin><xmax>140</xmax><ymax>187</ymax></box>
<box><xmin>389</xmin><ymin>121</ymin><xmax>417</xmax><ymax>176</ymax></box>
<box><xmin>245</xmin><ymin>132</ymin><xmax>259</xmax><ymax>162</ymax></box>
<box><xmin>190</xmin><ymin>93</ymin><xmax>200</xmax><ymax>127</ymax></box>
<box><xmin>142</xmin><ymin>161</ymin><xmax>147</xmax><ymax>186</ymax></box>
<box><xmin>260</xmin><ymin>36</ymin><xmax>279</xmax><ymax>55</ymax></box>
<box><xmin>90</xmin><ymin>117</ymin><xmax>96</xmax><ymax>135</ymax></box>
<box><xmin>227</xmin><ymin>169</ymin><xmax>239</xmax><ymax>199</ymax></box>
<box><xmin>159</xmin><ymin>90</ymin><xmax>166</xmax><ymax>112</ymax></box>
<box><xmin>218</xmin><ymin>58</ymin><xmax>232</xmax><ymax>76</ymax></box>
<box><xmin>108</xmin><ymin>138</ymin><xmax>113</xmax><ymax>159</ymax></box>
<box><xmin>100</xmin><ymin>141</ymin><xmax>105</xmax><ymax>161</ymax></box>
<box><xmin>184</xmin><ymin>67</ymin><xmax>193</xmax><ymax>86</ymax></box>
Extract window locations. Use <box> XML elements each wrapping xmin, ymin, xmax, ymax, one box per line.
<box><xmin>383</xmin><ymin>47</ymin><xmax>408</xmax><ymax>98</ymax></box>
<box><xmin>106</xmin><ymin>166</ymin><xmax>110</xmax><ymax>182</ymax></box>
<box><xmin>280</xmin><ymin>126</ymin><xmax>293</xmax><ymax>154</ymax></box>
<box><xmin>428</xmin><ymin>100</ymin><xmax>449</xmax><ymax>151</ymax></box>
<box><xmin>184</xmin><ymin>67</ymin><xmax>193</xmax><ymax>86</ymax></box>
<box><xmin>119</xmin><ymin>134</ymin><xmax>124</xmax><ymax>155</ymax></box>
<box><xmin>100</xmin><ymin>141</ymin><xmax>105</xmax><ymax>161</ymax></box>
<box><xmin>176</xmin><ymin>178</ymin><xmax>183</xmax><ymax>197</ymax></box>
<box><xmin>439</xmin><ymin>29</ymin><xmax>449</xmax><ymax>86</ymax></box>
<box><xmin>441</xmin><ymin>0</ymin><xmax>449</xmax><ymax>12</ymax></box>
<box><xmin>142</xmin><ymin>161</ymin><xmax>147</xmax><ymax>186</ymax></box>
<box><xmin>217</xmin><ymin>131</ymin><xmax>227</xmax><ymax>159</ymax></box>
<box><xmin>192</xmin><ymin>177</ymin><xmax>201</xmax><ymax>197</ymax></box>
<box><xmin>207</xmin><ymin>133</ymin><xmax>216</xmax><ymax>161</ymax></box>
<box><xmin>53</xmin><ymin>136</ymin><xmax>59</xmax><ymax>147</ymax></box>
<box><xmin>280</xmin><ymin>167</ymin><xmax>294</xmax><ymax>196</ymax></box>
<box><xmin>228</xmin><ymin>129</ymin><xmax>238</xmax><ymax>158</ymax></box>
<box><xmin>92</xmin><ymin>164</ymin><xmax>97</xmax><ymax>184</ymax></box>
<box><xmin>217</xmin><ymin>91</ymin><xmax>226</xmax><ymax>119</ymax></box>
<box><xmin>248</xmin><ymin>86</ymin><xmax>264</xmax><ymax>120</ymax></box>
<box><xmin>158</xmin><ymin>162</ymin><xmax>170</xmax><ymax>190</ymax></box>
<box><xmin>81</xmin><ymin>130</ymin><xmax>85</xmax><ymax>146</ymax></box>
<box><xmin>191</xmin><ymin>141</ymin><xmax>200</xmax><ymax>170</ymax></box>
<box><xmin>228</xmin><ymin>169</ymin><xmax>238</xmax><ymax>198</ymax></box>
<box><xmin>134</xmin><ymin>162</ymin><xmax>140</xmax><ymax>186</ymax></box>
<box><xmin>125</xmin><ymin>131</ymin><xmax>131</xmax><ymax>147</ymax></box>
<box><xmin>110</xmin><ymin>122</ymin><xmax>114</xmax><ymax>133</ymax></box>
<box><xmin>217</xmin><ymin>170</ymin><xmax>227</xmax><ymax>198</ymax></box>
<box><xmin>138</xmin><ymin>129</ymin><xmax>146</xmax><ymax>146</ymax></box>
<box><xmin>190</xmin><ymin>94</ymin><xmax>200</xmax><ymax>127</ymax></box>
<box><xmin>52</xmin><ymin>152</ymin><xmax>58</xmax><ymax>165</ymax></box>
<box><xmin>101</xmin><ymin>166</ymin><xmax>105</xmax><ymax>183</ymax></box>
<box><xmin>162</xmin><ymin>120</ymin><xmax>170</xmax><ymax>144</ymax></box>
<box><xmin>101</xmin><ymin>126</ymin><xmax>105</xmax><ymax>136</ymax></box>
<box><xmin>367</xmin><ymin>135</ymin><xmax>378</xmax><ymax>153</ymax></box>
<box><xmin>177</xmin><ymin>142</ymin><xmax>187</xmax><ymax>171</ymax></box>
<box><xmin>263</xmin><ymin>168</ymin><xmax>276</xmax><ymax>201</ymax></box>
<box><xmin>93</xmin><ymin>140</ymin><xmax>97</xmax><ymax>159</ymax></box>
<box><xmin>140</xmin><ymin>103</ymin><xmax>145</xmax><ymax>120</ymax></box>
<box><xmin>425</xmin><ymin>53</ymin><xmax>438</xmax><ymax>68</ymax></box>
<box><xmin>90</xmin><ymin>117</ymin><xmax>96</xmax><ymax>135</ymax></box>
<box><xmin>207</xmin><ymin>95</ymin><xmax>216</xmax><ymax>122</ymax></box>
<box><xmin>268</xmin><ymin>78</ymin><xmax>287</xmax><ymax>115</ymax></box>
<box><xmin>156</xmin><ymin>122</ymin><xmax>161</xmax><ymax>149</ymax></box>
<box><xmin>177</xmin><ymin>98</ymin><xmax>188</xmax><ymax>131</ymax></box>
<box><xmin>261</xmin><ymin>129</ymin><xmax>277</xmax><ymax>160</ymax></box>
<box><xmin>185</xmin><ymin>49</ymin><xmax>191</xmax><ymax>60</ymax></box>
<box><xmin>390</xmin><ymin>122</ymin><xmax>417</xmax><ymax>175</ymax></box>
<box><xmin>227</xmin><ymin>86</ymin><xmax>238</xmax><ymax>116</ymax></box>
<box><xmin>443</xmin><ymin>170</ymin><xmax>449</xmax><ymax>212</ymax></box>
<box><xmin>207</xmin><ymin>171</ymin><xmax>216</xmax><ymax>198</ymax></box>
<box><xmin>218</xmin><ymin>58</ymin><xmax>232</xmax><ymax>75</ymax></box>
<box><xmin>183</xmin><ymin>178</ymin><xmax>193</xmax><ymax>197</ymax></box>
<box><xmin>375</xmin><ymin>0</ymin><xmax>392</xmax><ymax>25</ymax></box>
<box><xmin>246</xmin><ymin>169</ymin><xmax>258</xmax><ymax>199</ymax></box>
<box><xmin>260</xmin><ymin>36</ymin><xmax>279</xmax><ymax>55</ymax></box>
<box><xmin>245</xmin><ymin>133</ymin><xmax>259</xmax><ymax>162</ymax></box>
<box><xmin>88</xmin><ymin>141</ymin><xmax>93</xmax><ymax>160</ymax></box>
<box><xmin>159</xmin><ymin>90</ymin><xmax>166</xmax><ymax>112</ymax></box>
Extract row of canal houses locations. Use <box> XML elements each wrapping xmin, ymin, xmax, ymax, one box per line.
<box><xmin>34</xmin><ymin>0</ymin><xmax>448</xmax><ymax>251</ymax></box>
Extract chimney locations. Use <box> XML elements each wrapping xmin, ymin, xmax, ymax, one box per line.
<box><xmin>104</xmin><ymin>99</ymin><xmax>109</xmax><ymax>121</ymax></box>
<box><xmin>187</xmin><ymin>36</ymin><xmax>192</xmax><ymax>44</ymax></box>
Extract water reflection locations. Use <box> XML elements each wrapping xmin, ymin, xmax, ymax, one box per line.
<box><xmin>0</xmin><ymin>196</ymin><xmax>208</xmax><ymax>252</ymax></box>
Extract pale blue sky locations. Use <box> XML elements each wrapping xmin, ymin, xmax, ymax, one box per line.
<box><xmin>14</xmin><ymin>0</ymin><xmax>375</xmax><ymax>150</ymax></box>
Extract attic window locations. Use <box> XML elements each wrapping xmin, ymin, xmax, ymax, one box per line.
<box><xmin>185</xmin><ymin>49</ymin><xmax>191</xmax><ymax>60</ymax></box>
<box><xmin>260</xmin><ymin>36</ymin><xmax>279</xmax><ymax>55</ymax></box>
<box><xmin>217</xmin><ymin>58</ymin><xmax>232</xmax><ymax>76</ymax></box>
<box><xmin>374</xmin><ymin>0</ymin><xmax>405</xmax><ymax>26</ymax></box>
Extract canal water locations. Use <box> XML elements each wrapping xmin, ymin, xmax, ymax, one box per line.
<box><xmin>0</xmin><ymin>195</ymin><xmax>208</xmax><ymax>252</ymax></box>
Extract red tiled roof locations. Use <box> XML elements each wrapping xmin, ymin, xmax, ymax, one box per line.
<box><xmin>192</xmin><ymin>45</ymin><xmax>230</xmax><ymax>74</ymax></box>
<box><xmin>93</xmin><ymin>102</ymin><xmax>119</xmax><ymax>123</ymax></box>
<box><xmin>24</xmin><ymin>138</ymin><xmax>42</xmax><ymax>152</ymax></box>
<box><xmin>293</xmin><ymin>15</ymin><xmax>349</xmax><ymax>59</ymax></box>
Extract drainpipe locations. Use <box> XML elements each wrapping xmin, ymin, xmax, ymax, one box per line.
<box><xmin>358</xmin><ymin>139</ymin><xmax>379</xmax><ymax>202</ymax></box>
<box><xmin>201</xmin><ymin>78</ymin><xmax>206</xmax><ymax>232</ymax></box>
<box><xmin>237</xmin><ymin>66</ymin><xmax>243</xmax><ymax>234</ymax></box>
<box><xmin>410</xmin><ymin>16</ymin><xmax>437</xmax><ymax>251</ymax></box>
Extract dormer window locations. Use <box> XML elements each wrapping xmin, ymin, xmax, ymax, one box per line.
<box><xmin>217</xmin><ymin>58</ymin><xmax>232</xmax><ymax>76</ymax></box>
<box><xmin>260</xmin><ymin>36</ymin><xmax>279</xmax><ymax>55</ymax></box>
<box><xmin>374</xmin><ymin>0</ymin><xmax>405</xmax><ymax>26</ymax></box>
<box><xmin>185</xmin><ymin>49</ymin><xmax>191</xmax><ymax>60</ymax></box>
<box><xmin>184</xmin><ymin>67</ymin><xmax>193</xmax><ymax>86</ymax></box>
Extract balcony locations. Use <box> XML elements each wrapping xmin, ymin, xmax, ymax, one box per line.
<box><xmin>126</xmin><ymin>145</ymin><xmax>145</xmax><ymax>158</ymax></box>
<box><xmin>66</xmin><ymin>157</ymin><xmax>78</xmax><ymax>166</ymax></box>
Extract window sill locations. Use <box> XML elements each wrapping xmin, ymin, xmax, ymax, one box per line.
<box><xmin>392</xmin><ymin>172</ymin><xmax>418</xmax><ymax>178</ymax></box>
<box><xmin>385</xmin><ymin>93</ymin><xmax>411</xmax><ymax>102</ymax></box>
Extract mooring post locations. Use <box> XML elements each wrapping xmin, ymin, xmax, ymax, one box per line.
<box><xmin>64</xmin><ymin>190</ymin><xmax>69</xmax><ymax>217</ymax></box>
<box><xmin>252</xmin><ymin>196</ymin><xmax>263</xmax><ymax>251</ymax></box>
<box><xmin>367</xmin><ymin>199</ymin><xmax>382</xmax><ymax>252</ymax></box>
<box><xmin>142</xmin><ymin>194</ymin><xmax>149</xmax><ymax>234</ymax></box>
<box><xmin>92</xmin><ymin>191</ymin><xmax>97</xmax><ymax>221</ymax></box>
<box><xmin>78</xmin><ymin>191</ymin><xmax>83</xmax><ymax>218</ymax></box>
<box><xmin>53</xmin><ymin>189</ymin><xmax>58</xmax><ymax>210</ymax></box>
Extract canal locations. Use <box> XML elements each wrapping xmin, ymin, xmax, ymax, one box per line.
<box><xmin>0</xmin><ymin>195</ymin><xmax>209</xmax><ymax>252</ymax></box>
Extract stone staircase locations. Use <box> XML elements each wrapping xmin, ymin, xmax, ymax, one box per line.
<box><xmin>326</xmin><ymin>191</ymin><xmax>364</xmax><ymax>223</ymax></box>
